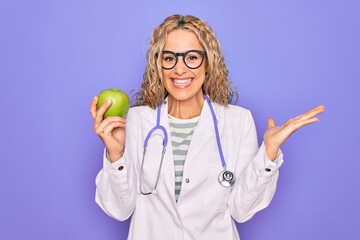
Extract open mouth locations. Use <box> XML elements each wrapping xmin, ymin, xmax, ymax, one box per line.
<box><xmin>171</xmin><ymin>78</ymin><xmax>193</xmax><ymax>89</ymax></box>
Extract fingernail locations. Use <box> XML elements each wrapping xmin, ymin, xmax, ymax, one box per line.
<box><xmin>107</xmin><ymin>99</ymin><xmax>112</xmax><ymax>104</ymax></box>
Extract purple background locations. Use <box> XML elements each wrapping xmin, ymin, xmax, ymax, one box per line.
<box><xmin>1</xmin><ymin>0</ymin><xmax>359</xmax><ymax>239</ymax></box>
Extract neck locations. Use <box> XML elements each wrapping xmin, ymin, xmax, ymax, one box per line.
<box><xmin>168</xmin><ymin>93</ymin><xmax>205</xmax><ymax>119</ymax></box>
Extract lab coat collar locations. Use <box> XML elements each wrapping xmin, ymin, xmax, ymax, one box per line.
<box><xmin>184</xmin><ymin>98</ymin><xmax>215</xmax><ymax>172</ymax></box>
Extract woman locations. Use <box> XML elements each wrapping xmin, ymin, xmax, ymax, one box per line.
<box><xmin>90</xmin><ymin>15</ymin><xmax>324</xmax><ymax>240</ymax></box>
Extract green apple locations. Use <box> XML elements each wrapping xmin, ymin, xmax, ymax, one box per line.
<box><xmin>96</xmin><ymin>88</ymin><xmax>130</xmax><ymax>118</ymax></box>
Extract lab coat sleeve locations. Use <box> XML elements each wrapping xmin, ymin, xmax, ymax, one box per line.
<box><xmin>228</xmin><ymin>110</ymin><xmax>284</xmax><ymax>223</ymax></box>
<box><xmin>95</xmin><ymin>111</ymin><xmax>138</xmax><ymax>221</ymax></box>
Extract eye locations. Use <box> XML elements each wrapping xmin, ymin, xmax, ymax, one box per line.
<box><xmin>162</xmin><ymin>53</ymin><xmax>176</xmax><ymax>62</ymax></box>
<box><xmin>164</xmin><ymin>56</ymin><xmax>175</xmax><ymax>62</ymax></box>
<box><xmin>186</xmin><ymin>53</ymin><xmax>200</xmax><ymax>62</ymax></box>
<box><xmin>187</xmin><ymin>55</ymin><xmax>198</xmax><ymax>61</ymax></box>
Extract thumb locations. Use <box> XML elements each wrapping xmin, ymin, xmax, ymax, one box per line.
<box><xmin>267</xmin><ymin>117</ymin><xmax>275</xmax><ymax>129</ymax></box>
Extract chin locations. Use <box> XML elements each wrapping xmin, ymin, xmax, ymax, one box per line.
<box><xmin>168</xmin><ymin>90</ymin><xmax>204</xmax><ymax>102</ymax></box>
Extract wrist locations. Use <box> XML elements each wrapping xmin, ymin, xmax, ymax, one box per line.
<box><xmin>264</xmin><ymin>144</ymin><xmax>279</xmax><ymax>161</ymax></box>
<box><xmin>107</xmin><ymin>149</ymin><xmax>124</xmax><ymax>163</ymax></box>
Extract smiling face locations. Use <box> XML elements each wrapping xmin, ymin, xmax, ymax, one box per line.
<box><xmin>161</xmin><ymin>29</ymin><xmax>206</xmax><ymax>105</ymax></box>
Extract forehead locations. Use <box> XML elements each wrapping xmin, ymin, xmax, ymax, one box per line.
<box><xmin>163</xmin><ymin>29</ymin><xmax>203</xmax><ymax>51</ymax></box>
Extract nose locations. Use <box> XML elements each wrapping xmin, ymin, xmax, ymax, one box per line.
<box><xmin>174</xmin><ymin>56</ymin><xmax>187</xmax><ymax>75</ymax></box>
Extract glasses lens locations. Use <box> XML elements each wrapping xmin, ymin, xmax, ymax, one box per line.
<box><xmin>161</xmin><ymin>52</ymin><xmax>177</xmax><ymax>69</ymax></box>
<box><xmin>184</xmin><ymin>51</ymin><xmax>203</xmax><ymax>69</ymax></box>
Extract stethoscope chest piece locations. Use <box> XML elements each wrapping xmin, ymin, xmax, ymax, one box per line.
<box><xmin>218</xmin><ymin>169</ymin><xmax>236</xmax><ymax>187</ymax></box>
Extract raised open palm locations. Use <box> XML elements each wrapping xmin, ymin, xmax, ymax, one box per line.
<box><xmin>264</xmin><ymin>105</ymin><xmax>325</xmax><ymax>160</ymax></box>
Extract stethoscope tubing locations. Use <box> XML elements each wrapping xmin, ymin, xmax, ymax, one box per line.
<box><xmin>204</xmin><ymin>96</ymin><xmax>227</xmax><ymax>169</ymax></box>
<box><xmin>140</xmin><ymin>105</ymin><xmax>168</xmax><ymax>195</ymax></box>
<box><xmin>140</xmin><ymin>96</ymin><xmax>235</xmax><ymax>194</ymax></box>
<box><xmin>143</xmin><ymin>106</ymin><xmax>168</xmax><ymax>148</ymax></box>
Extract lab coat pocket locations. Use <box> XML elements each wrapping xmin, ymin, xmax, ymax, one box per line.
<box><xmin>203</xmin><ymin>165</ymin><xmax>231</xmax><ymax>213</ymax></box>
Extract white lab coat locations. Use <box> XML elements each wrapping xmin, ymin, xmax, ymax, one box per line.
<box><xmin>95</xmin><ymin>100</ymin><xmax>283</xmax><ymax>240</ymax></box>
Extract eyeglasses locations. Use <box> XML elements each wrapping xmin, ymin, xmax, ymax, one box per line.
<box><xmin>156</xmin><ymin>50</ymin><xmax>207</xmax><ymax>70</ymax></box>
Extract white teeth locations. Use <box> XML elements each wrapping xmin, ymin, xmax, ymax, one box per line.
<box><xmin>172</xmin><ymin>78</ymin><xmax>192</xmax><ymax>84</ymax></box>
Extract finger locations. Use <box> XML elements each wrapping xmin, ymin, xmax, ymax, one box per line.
<box><xmin>293</xmin><ymin>105</ymin><xmax>325</xmax><ymax>122</ymax></box>
<box><xmin>90</xmin><ymin>96</ymin><xmax>98</xmax><ymax>119</ymax></box>
<box><xmin>95</xmin><ymin>116</ymin><xmax>127</xmax><ymax>132</ymax></box>
<box><xmin>94</xmin><ymin>99</ymin><xmax>113</xmax><ymax>127</ymax></box>
<box><xmin>267</xmin><ymin>117</ymin><xmax>275</xmax><ymax>129</ymax></box>
<box><xmin>291</xmin><ymin>117</ymin><xmax>320</xmax><ymax>132</ymax></box>
<box><xmin>95</xmin><ymin>120</ymin><xmax>126</xmax><ymax>138</ymax></box>
<box><xmin>94</xmin><ymin>116</ymin><xmax>126</xmax><ymax>133</ymax></box>
<box><xmin>304</xmin><ymin>105</ymin><xmax>325</xmax><ymax>117</ymax></box>
<box><xmin>105</xmin><ymin>116</ymin><xmax>127</xmax><ymax>123</ymax></box>
<box><xmin>102</xmin><ymin>121</ymin><xmax>126</xmax><ymax>135</ymax></box>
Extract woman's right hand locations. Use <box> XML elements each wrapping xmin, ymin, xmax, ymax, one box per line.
<box><xmin>90</xmin><ymin>96</ymin><xmax>127</xmax><ymax>163</ymax></box>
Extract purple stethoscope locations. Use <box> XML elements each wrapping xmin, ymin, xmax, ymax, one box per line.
<box><xmin>139</xmin><ymin>95</ymin><xmax>235</xmax><ymax>195</ymax></box>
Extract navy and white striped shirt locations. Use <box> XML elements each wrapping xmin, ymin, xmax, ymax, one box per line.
<box><xmin>168</xmin><ymin>115</ymin><xmax>199</xmax><ymax>202</ymax></box>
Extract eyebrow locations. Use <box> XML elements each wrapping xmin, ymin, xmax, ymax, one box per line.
<box><xmin>161</xmin><ymin>49</ymin><xmax>205</xmax><ymax>52</ymax></box>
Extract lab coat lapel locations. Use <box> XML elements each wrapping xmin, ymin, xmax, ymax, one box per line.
<box><xmin>159</xmin><ymin>101</ymin><xmax>176</xmax><ymax>191</ymax></box>
<box><xmin>183</xmin><ymin>100</ymin><xmax>214</xmax><ymax>172</ymax></box>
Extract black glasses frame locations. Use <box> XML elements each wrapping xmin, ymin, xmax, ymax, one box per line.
<box><xmin>156</xmin><ymin>50</ymin><xmax>207</xmax><ymax>70</ymax></box>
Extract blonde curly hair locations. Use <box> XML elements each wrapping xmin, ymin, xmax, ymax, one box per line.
<box><xmin>133</xmin><ymin>14</ymin><xmax>237</xmax><ymax>109</ymax></box>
